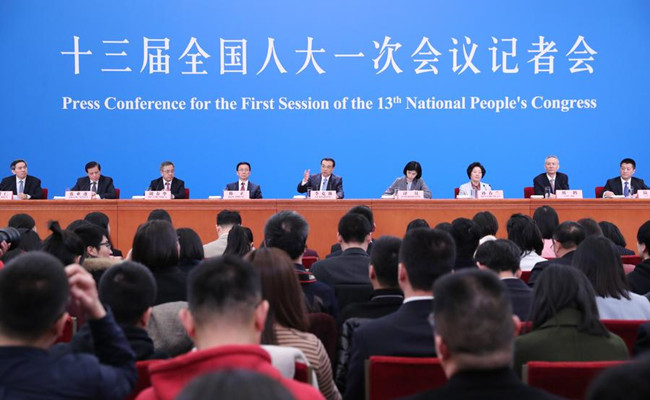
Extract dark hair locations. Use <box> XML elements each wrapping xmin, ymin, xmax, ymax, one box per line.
<box><xmin>69</xmin><ymin>221</ymin><xmax>105</xmax><ymax>255</ymax></box>
<box><xmin>587</xmin><ymin>360</ymin><xmax>650</xmax><ymax>400</ymax></box>
<box><xmin>620</xmin><ymin>158</ymin><xmax>636</xmax><ymax>169</ymax></box>
<box><xmin>573</xmin><ymin>236</ymin><xmax>631</xmax><ymax>300</ymax></box>
<box><xmin>399</xmin><ymin>228</ymin><xmax>455</xmax><ymax>291</ymax></box>
<box><xmin>533</xmin><ymin>205</ymin><xmax>559</xmax><ymax>239</ymax></box>
<box><xmin>507</xmin><ymin>214</ymin><xmax>543</xmax><ymax>256</ymax></box>
<box><xmin>434</xmin><ymin>222</ymin><xmax>452</xmax><ymax>233</ymax></box>
<box><xmin>42</xmin><ymin>221</ymin><xmax>85</xmax><ymax>265</ymax></box>
<box><xmin>236</xmin><ymin>162</ymin><xmax>251</xmax><ymax>171</ymax></box>
<box><xmin>242</xmin><ymin>227</ymin><xmax>254</xmax><ymax>244</ymax></box>
<box><xmin>403</xmin><ymin>161</ymin><xmax>423</xmax><ymax>180</ymax></box>
<box><xmin>406</xmin><ymin>219</ymin><xmax>429</xmax><ymax>233</ymax></box>
<box><xmin>553</xmin><ymin>221</ymin><xmax>586</xmax><ymax>249</ymax></box>
<box><xmin>0</xmin><ymin>252</ymin><xmax>69</xmax><ymax>341</ymax></box>
<box><xmin>160</xmin><ymin>161</ymin><xmax>174</xmax><ymax>170</ymax></box>
<box><xmin>466</xmin><ymin>162</ymin><xmax>486</xmax><ymax>179</ymax></box>
<box><xmin>338</xmin><ymin>213</ymin><xmax>371</xmax><ymax>244</ymax></box>
<box><xmin>529</xmin><ymin>264</ymin><xmax>608</xmax><ymax>336</ymax></box>
<box><xmin>433</xmin><ymin>269</ymin><xmax>514</xmax><ymax>359</ymax></box>
<box><xmin>370</xmin><ymin>236</ymin><xmax>401</xmax><ymax>288</ymax></box>
<box><xmin>84</xmin><ymin>161</ymin><xmax>100</xmax><ymax>172</ymax></box>
<box><xmin>224</xmin><ymin>225</ymin><xmax>252</xmax><ymax>257</ymax></box>
<box><xmin>147</xmin><ymin>209</ymin><xmax>172</xmax><ymax>224</ymax></box>
<box><xmin>0</xmin><ymin>227</ymin><xmax>43</xmax><ymax>264</ymax></box>
<box><xmin>84</xmin><ymin>212</ymin><xmax>109</xmax><ymax>231</ymax></box>
<box><xmin>637</xmin><ymin>221</ymin><xmax>650</xmax><ymax>253</ymax></box>
<box><xmin>321</xmin><ymin>157</ymin><xmax>335</xmax><ymax>167</ymax></box>
<box><xmin>599</xmin><ymin>221</ymin><xmax>627</xmax><ymax>247</ymax></box>
<box><xmin>246</xmin><ymin>248</ymin><xmax>308</xmax><ymax>344</ymax></box>
<box><xmin>10</xmin><ymin>159</ymin><xmax>26</xmax><ymax>170</ymax></box>
<box><xmin>450</xmin><ymin>218</ymin><xmax>481</xmax><ymax>258</ymax></box>
<box><xmin>472</xmin><ymin>211</ymin><xmax>498</xmax><ymax>237</ymax></box>
<box><xmin>474</xmin><ymin>239</ymin><xmax>521</xmax><ymax>274</ymax></box>
<box><xmin>188</xmin><ymin>255</ymin><xmax>261</xmax><ymax>326</ymax></box>
<box><xmin>99</xmin><ymin>261</ymin><xmax>157</xmax><ymax>325</ymax></box>
<box><xmin>131</xmin><ymin>220</ymin><xmax>179</xmax><ymax>272</ymax></box>
<box><xmin>176</xmin><ymin>370</ymin><xmax>294</xmax><ymax>400</ymax></box>
<box><xmin>177</xmin><ymin>228</ymin><xmax>204</xmax><ymax>262</ymax></box>
<box><xmin>347</xmin><ymin>205</ymin><xmax>374</xmax><ymax>228</ymax></box>
<box><xmin>8</xmin><ymin>213</ymin><xmax>35</xmax><ymax>230</ymax></box>
<box><xmin>217</xmin><ymin>210</ymin><xmax>242</xmax><ymax>227</ymax></box>
<box><xmin>264</xmin><ymin>211</ymin><xmax>309</xmax><ymax>260</ymax></box>
<box><xmin>578</xmin><ymin>218</ymin><xmax>603</xmax><ymax>237</ymax></box>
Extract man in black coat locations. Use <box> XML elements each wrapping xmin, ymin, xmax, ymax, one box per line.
<box><xmin>603</xmin><ymin>158</ymin><xmax>648</xmax><ymax>198</ymax></box>
<box><xmin>0</xmin><ymin>159</ymin><xmax>44</xmax><ymax>199</ymax></box>
<box><xmin>70</xmin><ymin>161</ymin><xmax>117</xmax><ymax>199</ymax></box>
<box><xmin>533</xmin><ymin>155</ymin><xmax>569</xmax><ymax>197</ymax></box>
<box><xmin>528</xmin><ymin>221</ymin><xmax>586</xmax><ymax>287</ymax></box>
<box><xmin>149</xmin><ymin>161</ymin><xmax>186</xmax><ymax>199</ymax></box>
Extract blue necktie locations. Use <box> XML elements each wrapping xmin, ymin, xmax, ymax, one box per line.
<box><xmin>624</xmin><ymin>181</ymin><xmax>629</xmax><ymax>197</ymax></box>
<box><xmin>321</xmin><ymin>178</ymin><xmax>328</xmax><ymax>191</ymax></box>
<box><xmin>18</xmin><ymin>180</ymin><xmax>24</xmax><ymax>195</ymax></box>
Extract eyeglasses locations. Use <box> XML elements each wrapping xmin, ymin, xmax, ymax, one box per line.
<box><xmin>99</xmin><ymin>241</ymin><xmax>112</xmax><ymax>249</ymax></box>
<box><xmin>161</xmin><ymin>169</ymin><xmax>175</xmax><ymax>174</ymax></box>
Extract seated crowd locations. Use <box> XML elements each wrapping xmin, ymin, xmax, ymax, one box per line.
<box><xmin>1</xmin><ymin>205</ymin><xmax>650</xmax><ymax>399</ymax></box>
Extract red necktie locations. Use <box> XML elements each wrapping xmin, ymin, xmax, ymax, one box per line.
<box><xmin>165</xmin><ymin>182</ymin><xmax>170</xmax><ymax>191</ymax></box>
<box><xmin>240</xmin><ymin>182</ymin><xmax>245</xmax><ymax>191</ymax></box>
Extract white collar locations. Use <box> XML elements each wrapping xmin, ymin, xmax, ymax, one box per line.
<box><xmin>403</xmin><ymin>295</ymin><xmax>433</xmax><ymax>304</ymax></box>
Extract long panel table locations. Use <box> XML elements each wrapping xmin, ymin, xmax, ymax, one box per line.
<box><xmin>1</xmin><ymin>199</ymin><xmax>649</xmax><ymax>258</ymax></box>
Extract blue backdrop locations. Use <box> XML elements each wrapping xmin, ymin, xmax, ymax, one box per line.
<box><xmin>2</xmin><ymin>1</ymin><xmax>649</xmax><ymax>199</ymax></box>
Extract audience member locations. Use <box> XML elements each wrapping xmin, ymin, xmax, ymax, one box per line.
<box><xmin>147</xmin><ymin>209</ymin><xmax>172</xmax><ymax>224</ymax></box>
<box><xmin>0</xmin><ymin>227</ymin><xmax>42</xmax><ymax>264</ymax></box>
<box><xmin>475</xmin><ymin>239</ymin><xmax>532</xmax><ymax>321</ymax></box>
<box><xmin>176</xmin><ymin>370</ymin><xmax>295</xmax><ymax>400</ymax></box>
<box><xmin>328</xmin><ymin>205</ymin><xmax>375</xmax><ymax>257</ymax></box>
<box><xmin>506</xmin><ymin>213</ymin><xmax>546</xmax><ymax>271</ymax></box>
<box><xmin>223</xmin><ymin>225</ymin><xmax>253</xmax><ymax>257</ymax></box>
<box><xmin>84</xmin><ymin>211</ymin><xmax>123</xmax><ymax>257</ymax></box>
<box><xmin>135</xmin><ymin>255</ymin><xmax>324</xmax><ymax>400</ymax></box>
<box><xmin>587</xmin><ymin>359</ymin><xmax>650</xmax><ymax>400</ymax></box>
<box><xmin>450</xmin><ymin>218</ymin><xmax>480</xmax><ymax>270</ymax></box>
<box><xmin>344</xmin><ymin>228</ymin><xmax>455</xmax><ymax>400</ymax></box>
<box><xmin>8</xmin><ymin>213</ymin><xmax>36</xmax><ymax>230</ymax></box>
<box><xmin>69</xmin><ymin>221</ymin><xmax>117</xmax><ymax>283</ymax></box>
<box><xmin>406</xmin><ymin>218</ymin><xmax>429</xmax><ymax>233</ymax></box>
<box><xmin>599</xmin><ymin>221</ymin><xmax>635</xmax><ymax>256</ymax></box>
<box><xmin>472</xmin><ymin>211</ymin><xmax>499</xmax><ymax>244</ymax></box>
<box><xmin>533</xmin><ymin>205</ymin><xmax>560</xmax><ymax>258</ymax></box>
<box><xmin>405</xmin><ymin>269</ymin><xmax>560</xmax><ymax>400</ymax></box>
<box><xmin>203</xmin><ymin>210</ymin><xmax>241</xmax><ymax>258</ymax></box>
<box><xmin>528</xmin><ymin>221</ymin><xmax>586</xmax><ymax>286</ymax></box>
<box><xmin>514</xmin><ymin>265</ymin><xmax>629</xmax><ymax>377</ymax></box>
<box><xmin>42</xmin><ymin>221</ymin><xmax>84</xmax><ymax>266</ymax></box>
<box><xmin>578</xmin><ymin>217</ymin><xmax>603</xmax><ymax>237</ymax></box>
<box><xmin>177</xmin><ymin>228</ymin><xmax>204</xmax><ymax>275</ymax></box>
<box><xmin>627</xmin><ymin>220</ymin><xmax>650</xmax><ymax>295</ymax></box>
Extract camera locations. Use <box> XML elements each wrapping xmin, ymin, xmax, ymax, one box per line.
<box><xmin>0</xmin><ymin>227</ymin><xmax>21</xmax><ymax>251</ymax></box>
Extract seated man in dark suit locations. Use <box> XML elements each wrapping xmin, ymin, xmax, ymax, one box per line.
<box><xmin>627</xmin><ymin>220</ymin><xmax>650</xmax><ymax>295</ymax></box>
<box><xmin>225</xmin><ymin>161</ymin><xmax>263</xmax><ymax>199</ymax></box>
<box><xmin>533</xmin><ymin>155</ymin><xmax>569</xmax><ymax>197</ymax></box>
<box><xmin>528</xmin><ymin>221</ymin><xmax>585</xmax><ymax>287</ymax></box>
<box><xmin>344</xmin><ymin>227</ymin><xmax>455</xmax><ymax>400</ymax></box>
<box><xmin>405</xmin><ymin>269</ymin><xmax>560</xmax><ymax>400</ymax></box>
<box><xmin>71</xmin><ymin>161</ymin><xmax>117</xmax><ymax>199</ymax></box>
<box><xmin>149</xmin><ymin>161</ymin><xmax>186</xmax><ymax>199</ymax></box>
<box><xmin>475</xmin><ymin>239</ymin><xmax>532</xmax><ymax>321</ymax></box>
<box><xmin>603</xmin><ymin>158</ymin><xmax>649</xmax><ymax>198</ymax></box>
<box><xmin>328</xmin><ymin>205</ymin><xmax>375</xmax><ymax>258</ymax></box>
<box><xmin>311</xmin><ymin>213</ymin><xmax>372</xmax><ymax>287</ymax></box>
<box><xmin>0</xmin><ymin>159</ymin><xmax>44</xmax><ymax>199</ymax></box>
<box><xmin>297</xmin><ymin>157</ymin><xmax>344</xmax><ymax>199</ymax></box>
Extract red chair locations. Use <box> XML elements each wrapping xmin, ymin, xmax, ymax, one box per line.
<box><xmin>307</xmin><ymin>313</ymin><xmax>338</xmax><ymax>367</ymax></box>
<box><xmin>366</xmin><ymin>356</ymin><xmax>446</xmax><ymax>400</ymax></box>
<box><xmin>124</xmin><ymin>359</ymin><xmax>160</xmax><ymax>400</ymax></box>
<box><xmin>294</xmin><ymin>361</ymin><xmax>313</xmax><ymax>384</ymax></box>
<box><xmin>55</xmin><ymin>315</ymin><xmax>77</xmax><ymax>343</ymax></box>
<box><xmin>524</xmin><ymin>187</ymin><xmax>535</xmax><ymax>198</ymax></box>
<box><xmin>454</xmin><ymin>188</ymin><xmax>459</xmax><ymax>198</ymax></box>
<box><xmin>524</xmin><ymin>361</ymin><xmax>626</xmax><ymax>400</ymax></box>
<box><xmin>595</xmin><ymin>186</ymin><xmax>605</xmax><ymax>198</ymax></box>
<box><xmin>41</xmin><ymin>188</ymin><xmax>48</xmax><ymax>199</ymax></box>
<box><xmin>185</xmin><ymin>188</ymin><xmax>190</xmax><ymax>199</ymax></box>
<box><xmin>602</xmin><ymin>320</ymin><xmax>648</xmax><ymax>355</ymax></box>
<box><xmin>520</xmin><ymin>270</ymin><xmax>532</xmax><ymax>284</ymax></box>
<box><xmin>114</xmin><ymin>188</ymin><xmax>120</xmax><ymax>199</ymax></box>
<box><xmin>302</xmin><ymin>256</ymin><xmax>318</xmax><ymax>269</ymax></box>
<box><xmin>621</xmin><ymin>255</ymin><xmax>642</xmax><ymax>265</ymax></box>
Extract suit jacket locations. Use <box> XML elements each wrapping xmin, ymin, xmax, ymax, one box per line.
<box><xmin>0</xmin><ymin>175</ymin><xmax>44</xmax><ymax>199</ymax></box>
<box><xmin>533</xmin><ymin>172</ymin><xmax>569</xmax><ymax>195</ymax></box>
<box><xmin>149</xmin><ymin>177</ymin><xmax>186</xmax><ymax>199</ymax></box>
<box><xmin>503</xmin><ymin>278</ymin><xmax>532</xmax><ymax>321</ymax></box>
<box><xmin>311</xmin><ymin>248</ymin><xmax>371</xmax><ymax>287</ymax></box>
<box><xmin>71</xmin><ymin>175</ymin><xmax>117</xmax><ymax>199</ymax></box>
<box><xmin>603</xmin><ymin>176</ymin><xmax>648</xmax><ymax>196</ymax></box>
<box><xmin>384</xmin><ymin>177</ymin><xmax>432</xmax><ymax>199</ymax></box>
<box><xmin>627</xmin><ymin>259</ymin><xmax>650</xmax><ymax>296</ymax></box>
<box><xmin>297</xmin><ymin>173</ymin><xmax>344</xmax><ymax>199</ymax></box>
<box><xmin>458</xmin><ymin>181</ymin><xmax>491</xmax><ymax>197</ymax></box>
<box><xmin>344</xmin><ymin>299</ymin><xmax>435</xmax><ymax>400</ymax></box>
<box><xmin>225</xmin><ymin>181</ymin><xmax>263</xmax><ymax>199</ymax></box>
<box><xmin>527</xmin><ymin>251</ymin><xmax>575</xmax><ymax>287</ymax></box>
<box><xmin>328</xmin><ymin>241</ymin><xmax>373</xmax><ymax>258</ymax></box>
<box><xmin>633</xmin><ymin>321</ymin><xmax>650</xmax><ymax>356</ymax></box>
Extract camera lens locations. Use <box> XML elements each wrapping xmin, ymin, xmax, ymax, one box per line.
<box><xmin>0</xmin><ymin>227</ymin><xmax>21</xmax><ymax>251</ymax></box>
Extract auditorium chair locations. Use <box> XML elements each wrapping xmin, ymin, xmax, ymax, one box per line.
<box><xmin>124</xmin><ymin>359</ymin><xmax>159</xmax><ymax>400</ymax></box>
<box><xmin>454</xmin><ymin>187</ymin><xmax>459</xmax><ymax>198</ymax></box>
<box><xmin>621</xmin><ymin>255</ymin><xmax>642</xmax><ymax>265</ymax></box>
<box><xmin>366</xmin><ymin>356</ymin><xmax>446</xmax><ymax>400</ymax></box>
<box><xmin>520</xmin><ymin>270</ymin><xmax>531</xmax><ymax>284</ymax></box>
<box><xmin>294</xmin><ymin>362</ymin><xmax>313</xmax><ymax>384</ymax></box>
<box><xmin>524</xmin><ymin>186</ymin><xmax>534</xmax><ymax>198</ymax></box>
<box><xmin>114</xmin><ymin>188</ymin><xmax>120</xmax><ymax>199</ymax></box>
<box><xmin>602</xmin><ymin>320</ymin><xmax>647</xmax><ymax>355</ymax></box>
<box><xmin>307</xmin><ymin>313</ymin><xmax>338</xmax><ymax>367</ymax></box>
<box><xmin>41</xmin><ymin>188</ymin><xmax>48</xmax><ymax>199</ymax></box>
<box><xmin>302</xmin><ymin>256</ymin><xmax>318</xmax><ymax>269</ymax></box>
<box><xmin>184</xmin><ymin>188</ymin><xmax>190</xmax><ymax>199</ymax></box>
<box><xmin>523</xmin><ymin>360</ymin><xmax>626</xmax><ymax>400</ymax></box>
<box><xmin>54</xmin><ymin>315</ymin><xmax>77</xmax><ymax>343</ymax></box>
<box><xmin>595</xmin><ymin>186</ymin><xmax>605</xmax><ymax>198</ymax></box>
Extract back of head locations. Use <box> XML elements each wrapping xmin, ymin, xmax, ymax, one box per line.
<box><xmin>637</xmin><ymin>220</ymin><xmax>650</xmax><ymax>252</ymax></box>
<box><xmin>69</xmin><ymin>220</ymin><xmax>105</xmax><ymax>251</ymax></box>
<box><xmin>434</xmin><ymin>222</ymin><xmax>452</xmax><ymax>233</ymax></box>
<box><xmin>599</xmin><ymin>221</ymin><xmax>627</xmax><ymax>247</ymax></box>
<box><xmin>573</xmin><ymin>236</ymin><xmax>629</xmax><ymax>299</ymax></box>
<box><xmin>472</xmin><ymin>211</ymin><xmax>498</xmax><ymax>237</ymax></box>
<box><xmin>84</xmin><ymin>212</ymin><xmax>110</xmax><ymax>231</ymax></box>
<box><xmin>533</xmin><ymin>205</ymin><xmax>559</xmax><ymax>239</ymax></box>
<box><xmin>99</xmin><ymin>261</ymin><xmax>157</xmax><ymax>325</ymax></box>
<box><xmin>177</xmin><ymin>228</ymin><xmax>205</xmax><ymax>262</ymax></box>
<box><xmin>553</xmin><ymin>221</ymin><xmax>587</xmax><ymax>249</ymax></box>
<box><xmin>399</xmin><ymin>228</ymin><xmax>455</xmax><ymax>291</ymax></box>
<box><xmin>474</xmin><ymin>239</ymin><xmax>521</xmax><ymax>274</ymax></box>
<box><xmin>132</xmin><ymin>220</ymin><xmax>179</xmax><ymax>271</ymax></box>
<box><xmin>188</xmin><ymin>255</ymin><xmax>261</xmax><ymax>327</ymax></box>
<box><xmin>587</xmin><ymin>360</ymin><xmax>650</xmax><ymax>400</ymax></box>
<box><xmin>147</xmin><ymin>209</ymin><xmax>172</xmax><ymax>224</ymax></box>
<box><xmin>530</xmin><ymin>264</ymin><xmax>607</xmax><ymax>336</ymax></box>
<box><xmin>216</xmin><ymin>210</ymin><xmax>242</xmax><ymax>227</ymax></box>
<box><xmin>224</xmin><ymin>225</ymin><xmax>252</xmax><ymax>257</ymax></box>
<box><xmin>347</xmin><ymin>205</ymin><xmax>374</xmax><ymax>229</ymax></box>
<box><xmin>338</xmin><ymin>213</ymin><xmax>371</xmax><ymax>244</ymax></box>
<box><xmin>433</xmin><ymin>269</ymin><xmax>514</xmax><ymax>368</ymax></box>
<box><xmin>578</xmin><ymin>218</ymin><xmax>603</xmax><ymax>237</ymax></box>
<box><xmin>506</xmin><ymin>213</ymin><xmax>543</xmax><ymax>255</ymax></box>
<box><xmin>406</xmin><ymin>219</ymin><xmax>429</xmax><ymax>233</ymax></box>
<box><xmin>176</xmin><ymin>370</ymin><xmax>295</xmax><ymax>400</ymax></box>
<box><xmin>8</xmin><ymin>213</ymin><xmax>35</xmax><ymax>230</ymax></box>
<box><xmin>450</xmin><ymin>218</ymin><xmax>480</xmax><ymax>258</ymax></box>
<box><xmin>0</xmin><ymin>252</ymin><xmax>69</xmax><ymax>341</ymax></box>
<box><xmin>264</xmin><ymin>210</ymin><xmax>309</xmax><ymax>260</ymax></box>
<box><xmin>42</xmin><ymin>221</ymin><xmax>85</xmax><ymax>265</ymax></box>
<box><xmin>370</xmin><ymin>236</ymin><xmax>401</xmax><ymax>288</ymax></box>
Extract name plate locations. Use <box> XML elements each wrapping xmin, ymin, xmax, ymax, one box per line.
<box><xmin>65</xmin><ymin>191</ymin><xmax>93</xmax><ymax>200</ymax></box>
<box><xmin>0</xmin><ymin>191</ymin><xmax>13</xmax><ymax>200</ymax></box>
<box><xmin>145</xmin><ymin>190</ymin><xmax>172</xmax><ymax>200</ymax></box>
<box><xmin>223</xmin><ymin>190</ymin><xmax>250</xmax><ymax>200</ymax></box>
<box><xmin>309</xmin><ymin>190</ymin><xmax>337</xmax><ymax>199</ymax></box>
<box><xmin>638</xmin><ymin>190</ymin><xmax>650</xmax><ymax>199</ymax></box>
<box><xmin>556</xmin><ymin>190</ymin><xmax>583</xmax><ymax>199</ymax></box>
<box><xmin>477</xmin><ymin>190</ymin><xmax>504</xmax><ymax>199</ymax></box>
<box><xmin>395</xmin><ymin>190</ymin><xmax>425</xmax><ymax>199</ymax></box>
